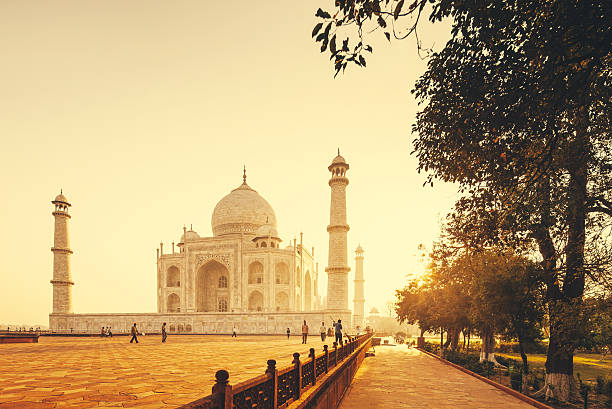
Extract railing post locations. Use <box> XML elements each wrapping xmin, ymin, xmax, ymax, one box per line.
<box><xmin>212</xmin><ymin>369</ymin><xmax>232</xmax><ymax>409</ymax></box>
<box><xmin>292</xmin><ymin>352</ymin><xmax>301</xmax><ymax>400</ymax></box>
<box><xmin>309</xmin><ymin>348</ymin><xmax>316</xmax><ymax>386</ymax></box>
<box><xmin>323</xmin><ymin>344</ymin><xmax>329</xmax><ymax>374</ymax></box>
<box><xmin>332</xmin><ymin>342</ymin><xmax>337</xmax><ymax>366</ymax></box>
<box><xmin>266</xmin><ymin>359</ymin><xmax>278</xmax><ymax>409</ymax></box>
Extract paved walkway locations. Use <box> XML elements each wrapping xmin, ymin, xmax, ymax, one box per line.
<box><xmin>339</xmin><ymin>345</ymin><xmax>534</xmax><ymax>409</ymax></box>
<box><xmin>0</xmin><ymin>334</ymin><xmax>331</xmax><ymax>408</ymax></box>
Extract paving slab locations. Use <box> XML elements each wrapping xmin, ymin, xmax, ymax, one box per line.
<box><xmin>0</xmin><ymin>334</ymin><xmax>332</xmax><ymax>408</ymax></box>
<box><xmin>338</xmin><ymin>345</ymin><xmax>535</xmax><ymax>409</ymax></box>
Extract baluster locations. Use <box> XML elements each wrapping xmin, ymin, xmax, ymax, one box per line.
<box><xmin>266</xmin><ymin>359</ymin><xmax>278</xmax><ymax>409</ymax></box>
<box><xmin>332</xmin><ymin>342</ymin><xmax>338</xmax><ymax>366</ymax></box>
<box><xmin>211</xmin><ymin>369</ymin><xmax>232</xmax><ymax>409</ymax></box>
<box><xmin>323</xmin><ymin>344</ymin><xmax>329</xmax><ymax>374</ymax></box>
<box><xmin>309</xmin><ymin>348</ymin><xmax>316</xmax><ymax>386</ymax></box>
<box><xmin>292</xmin><ymin>352</ymin><xmax>301</xmax><ymax>400</ymax></box>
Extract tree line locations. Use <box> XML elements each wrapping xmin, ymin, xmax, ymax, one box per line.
<box><xmin>312</xmin><ymin>0</ymin><xmax>611</xmax><ymax>402</ymax></box>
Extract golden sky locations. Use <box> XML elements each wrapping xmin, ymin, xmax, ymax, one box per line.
<box><xmin>0</xmin><ymin>0</ymin><xmax>456</xmax><ymax>325</ymax></box>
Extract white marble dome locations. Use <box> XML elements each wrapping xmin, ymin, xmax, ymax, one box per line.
<box><xmin>212</xmin><ymin>181</ymin><xmax>277</xmax><ymax>236</ymax></box>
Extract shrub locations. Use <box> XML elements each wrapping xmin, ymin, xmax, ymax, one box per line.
<box><xmin>497</xmin><ymin>341</ymin><xmax>547</xmax><ymax>354</ymax></box>
<box><xmin>597</xmin><ymin>376</ymin><xmax>605</xmax><ymax>394</ymax></box>
<box><xmin>423</xmin><ymin>341</ymin><xmax>440</xmax><ymax>354</ymax></box>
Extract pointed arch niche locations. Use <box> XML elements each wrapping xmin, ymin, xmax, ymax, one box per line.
<box><xmin>196</xmin><ymin>260</ymin><xmax>230</xmax><ymax>312</ymax></box>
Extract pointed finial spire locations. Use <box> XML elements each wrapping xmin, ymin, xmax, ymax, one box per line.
<box><xmin>190</xmin><ymin>224</ymin><xmax>193</xmax><ymax>230</ymax></box>
<box><xmin>243</xmin><ymin>165</ymin><xmax>247</xmax><ymax>183</ymax></box>
<box><xmin>266</xmin><ymin>216</ymin><xmax>269</xmax><ymax>223</ymax></box>
<box><xmin>60</xmin><ymin>188</ymin><xmax>63</xmax><ymax>194</ymax></box>
<box><xmin>337</xmin><ymin>148</ymin><xmax>340</xmax><ymax>156</ymax></box>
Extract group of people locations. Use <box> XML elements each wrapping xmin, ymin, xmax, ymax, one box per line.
<box><xmin>124</xmin><ymin>319</ymin><xmax>347</xmax><ymax>344</ymax></box>
<box><xmin>299</xmin><ymin>319</ymin><xmax>344</xmax><ymax>344</ymax></box>
<box><xmin>100</xmin><ymin>326</ymin><xmax>113</xmax><ymax>337</ymax></box>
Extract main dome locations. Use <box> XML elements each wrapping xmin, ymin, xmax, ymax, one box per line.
<box><xmin>211</xmin><ymin>181</ymin><xmax>277</xmax><ymax>236</ymax></box>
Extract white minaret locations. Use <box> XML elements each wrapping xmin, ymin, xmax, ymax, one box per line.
<box><xmin>325</xmin><ymin>150</ymin><xmax>351</xmax><ymax>312</ymax></box>
<box><xmin>50</xmin><ymin>191</ymin><xmax>74</xmax><ymax>314</ymax></box>
<box><xmin>353</xmin><ymin>245</ymin><xmax>365</xmax><ymax>329</ymax></box>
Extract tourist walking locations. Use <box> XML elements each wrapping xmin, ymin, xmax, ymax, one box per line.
<box><xmin>232</xmin><ymin>325</ymin><xmax>237</xmax><ymax>338</ymax></box>
<box><xmin>320</xmin><ymin>322</ymin><xmax>326</xmax><ymax>341</ymax></box>
<box><xmin>130</xmin><ymin>323</ymin><xmax>139</xmax><ymax>343</ymax></box>
<box><xmin>108</xmin><ymin>326</ymin><xmax>113</xmax><ymax>337</ymax></box>
<box><xmin>161</xmin><ymin>322</ymin><xmax>167</xmax><ymax>343</ymax></box>
<box><xmin>286</xmin><ymin>327</ymin><xmax>290</xmax><ymax>340</ymax></box>
<box><xmin>301</xmin><ymin>320</ymin><xmax>309</xmax><ymax>344</ymax></box>
<box><xmin>335</xmin><ymin>319</ymin><xmax>343</xmax><ymax>345</ymax></box>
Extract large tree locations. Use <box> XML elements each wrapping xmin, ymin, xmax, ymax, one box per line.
<box><xmin>313</xmin><ymin>0</ymin><xmax>611</xmax><ymax>400</ymax></box>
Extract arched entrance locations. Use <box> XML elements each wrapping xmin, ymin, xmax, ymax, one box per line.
<box><xmin>166</xmin><ymin>266</ymin><xmax>180</xmax><ymax>287</ymax></box>
<box><xmin>275</xmin><ymin>291</ymin><xmax>289</xmax><ymax>311</ymax></box>
<box><xmin>248</xmin><ymin>261</ymin><xmax>264</xmax><ymax>284</ymax></box>
<box><xmin>275</xmin><ymin>262</ymin><xmax>289</xmax><ymax>284</ymax></box>
<box><xmin>304</xmin><ymin>271</ymin><xmax>312</xmax><ymax>311</ymax></box>
<box><xmin>248</xmin><ymin>290</ymin><xmax>264</xmax><ymax>311</ymax></box>
<box><xmin>167</xmin><ymin>293</ymin><xmax>180</xmax><ymax>312</ymax></box>
<box><xmin>196</xmin><ymin>260</ymin><xmax>230</xmax><ymax>312</ymax></box>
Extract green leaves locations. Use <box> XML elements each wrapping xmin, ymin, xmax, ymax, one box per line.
<box><xmin>394</xmin><ymin>0</ymin><xmax>404</xmax><ymax>19</ymax></box>
<box><xmin>315</xmin><ymin>8</ymin><xmax>331</xmax><ymax>19</ymax></box>
<box><xmin>312</xmin><ymin>22</ymin><xmax>323</xmax><ymax>38</ymax></box>
<box><xmin>377</xmin><ymin>15</ymin><xmax>387</xmax><ymax>28</ymax></box>
<box><xmin>330</xmin><ymin>35</ymin><xmax>337</xmax><ymax>54</ymax></box>
<box><xmin>385</xmin><ymin>32</ymin><xmax>391</xmax><ymax>41</ymax></box>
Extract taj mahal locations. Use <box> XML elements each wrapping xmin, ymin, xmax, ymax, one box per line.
<box><xmin>49</xmin><ymin>152</ymin><xmax>366</xmax><ymax>335</ymax></box>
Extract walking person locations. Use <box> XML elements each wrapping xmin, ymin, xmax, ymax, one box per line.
<box><xmin>161</xmin><ymin>322</ymin><xmax>167</xmax><ymax>343</ymax></box>
<box><xmin>335</xmin><ymin>319</ymin><xmax>343</xmax><ymax>345</ymax></box>
<box><xmin>130</xmin><ymin>323</ymin><xmax>139</xmax><ymax>343</ymax></box>
<box><xmin>108</xmin><ymin>326</ymin><xmax>113</xmax><ymax>337</ymax></box>
<box><xmin>286</xmin><ymin>327</ymin><xmax>290</xmax><ymax>340</ymax></box>
<box><xmin>301</xmin><ymin>320</ymin><xmax>309</xmax><ymax>344</ymax></box>
<box><xmin>232</xmin><ymin>325</ymin><xmax>237</xmax><ymax>338</ymax></box>
<box><xmin>320</xmin><ymin>322</ymin><xmax>326</xmax><ymax>342</ymax></box>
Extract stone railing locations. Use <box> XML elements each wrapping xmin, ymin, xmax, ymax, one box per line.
<box><xmin>179</xmin><ymin>333</ymin><xmax>373</xmax><ymax>409</ymax></box>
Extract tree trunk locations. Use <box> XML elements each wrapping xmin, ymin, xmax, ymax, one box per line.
<box><xmin>518</xmin><ymin>335</ymin><xmax>530</xmax><ymax>394</ymax></box>
<box><xmin>480</xmin><ymin>332</ymin><xmax>497</xmax><ymax>363</ymax></box>
<box><xmin>542</xmin><ymin>113</ymin><xmax>588</xmax><ymax>402</ymax></box>
<box><xmin>450</xmin><ymin>328</ymin><xmax>460</xmax><ymax>350</ymax></box>
<box><xmin>440</xmin><ymin>328</ymin><xmax>444</xmax><ymax>357</ymax></box>
<box><xmin>467</xmin><ymin>329</ymin><xmax>470</xmax><ymax>351</ymax></box>
<box><xmin>543</xmin><ymin>301</ymin><xmax>580</xmax><ymax>402</ymax></box>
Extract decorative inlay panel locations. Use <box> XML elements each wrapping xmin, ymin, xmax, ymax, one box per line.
<box><xmin>195</xmin><ymin>253</ymin><xmax>232</xmax><ymax>270</ymax></box>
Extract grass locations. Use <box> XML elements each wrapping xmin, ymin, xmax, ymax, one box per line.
<box><xmin>497</xmin><ymin>352</ymin><xmax>612</xmax><ymax>382</ymax></box>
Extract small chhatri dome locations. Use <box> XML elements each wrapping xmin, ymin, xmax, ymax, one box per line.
<box><xmin>211</xmin><ymin>169</ymin><xmax>277</xmax><ymax>236</ymax></box>
<box><xmin>254</xmin><ymin>219</ymin><xmax>280</xmax><ymax>239</ymax></box>
<box><xmin>356</xmin><ymin>244</ymin><xmax>364</xmax><ymax>253</ymax></box>
<box><xmin>180</xmin><ymin>227</ymin><xmax>200</xmax><ymax>242</ymax></box>
<box><xmin>329</xmin><ymin>148</ymin><xmax>349</xmax><ymax>170</ymax></box>
<box><xmin>52</xmin><ymin>190</ymin><xmax>71</xmax><ymax>206</ymax></box>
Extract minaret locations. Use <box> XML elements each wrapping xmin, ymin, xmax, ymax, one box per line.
<box><xmin>325</xmin><ymin>150</ymin><xmax>350</xmax><ymax>312</ymax></box>
<box><xmin>353</xmin><ymin>245</ymin><xmax>365</xmax><ymax>329</ymax></box>
<box><xmin>50</xmin><ymin>191</ymin><xmax>74</xmax><ymax>314</ymax></box>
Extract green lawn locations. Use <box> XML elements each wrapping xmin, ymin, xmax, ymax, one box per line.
<box><xmin>498</xmin><ymin>352</ymin><xmax>612</xmax><ymax>382</ymax></box>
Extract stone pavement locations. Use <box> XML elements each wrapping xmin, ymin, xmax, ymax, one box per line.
<box><xmin>338</xmin><ymin>345</ymin><xmax>535</xmax><ymax>409</ymax></box>
<box><xmin>0</xmin><ymin>334</ymin><xmax>331</xmax><ymax>408</ymax></box>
